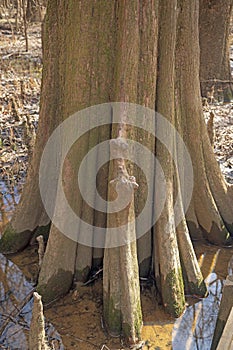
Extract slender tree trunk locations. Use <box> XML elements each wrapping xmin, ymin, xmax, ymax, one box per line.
<box><xmin>199</xmin><ymin>0</ymin><xmax>233</xmax><ymax>102</ymax></box>
<box><xmin>26</xmin><ymin>0</ymin><xmax>45</xmax><ymax>22</ymax></box>
<box><xmin>22</xmin><ymin>0</ymin><xmax>29</xmax><ymax>51</ymax></box>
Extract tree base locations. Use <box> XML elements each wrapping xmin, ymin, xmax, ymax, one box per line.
<box><xmin>104</xmin><ymin>295</ymin><xmax>142</xmax><ymax>340</ymax></box>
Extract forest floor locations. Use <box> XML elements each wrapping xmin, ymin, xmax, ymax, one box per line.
<box><xmin>0</xmin><ymin>18</ymin><xmax>233</xmax><ymax>350</ymax></box>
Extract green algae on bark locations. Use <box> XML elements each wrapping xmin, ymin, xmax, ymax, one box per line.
<box><xmin>0</xmin><ymin>223</ymin><xmax>32</xmax><ymax>254</ymax></box>
<box><xmin>37</xmin><ymin>269</ymin><xmax>73</xmax><ymax>304</ymax></box>
<box><xmin>162</xmin><ymin>268</ymin><xmax>186</xmax><ymax>318</ymax></box>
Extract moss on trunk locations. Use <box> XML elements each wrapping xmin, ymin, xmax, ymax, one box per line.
<box><xmin>37</xmin><ymin>269</ymin><xmax>73</xmax><ymax>304</ymax></box>
<box><xmin>162</xmin><ymin>268</ymin><xmax>185</xmax><ymax>317</ymax></box>
<box><xmin>0</xmin><ymin>223</ymin><xmax>32</xmax><ymax>254</ymax></box>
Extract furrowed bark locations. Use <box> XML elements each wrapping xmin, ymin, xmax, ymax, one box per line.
<box><xmin>175</xmin><ymin>0</ymin><xmax>231</xmax><ymax>245</ymax></box>
<box><xmin>154</xmin><ymin>0</ymin><xmax>185</xmax><ymax>317</ymax></box>
<box><xmin>172</xmin><ymin>0</ymin><xmax>208</xmax><ymax>298</ymax></box>
<box><xmin>103</xmin><ymin>144</ymin><xmax>142</xmax><ymax>341</ymax></box>
<box><xmin>135</xmin><ymin>0</ymin><xmax>158</xmax><ymax>277</ymax></box>
<box><xmin>201</xmin><ymin>127</ymin><xmax>233</xmax><ymax>235</ymax></box>
<box><xmin>0</xmin><ymin>1</ymin><xmax>60</xmax><ymax>254</ymax></box>
<box><xmin>37</xmin><ymin>227</ymin><xmax>76</xmax><ymax>303</ymax></box>
<box><xmin>103</xmin><ymin>1</ymin><xmax>142</xmax><ymax>342</ymax></box>
<box><xmin>37</xmin><ymin>0</ymin><xmax>115</xmax><ymax>299</ymax></box>
<box><xmin>176</xmin><ymin>218</ymin><xmax>207</xmax><ymax>296</ymax></box>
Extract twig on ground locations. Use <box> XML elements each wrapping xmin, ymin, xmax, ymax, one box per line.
<box><xmin>65</xmin><ymin>333</ymin><xmax>99</xmax><ymax>348</ymax></box>
<box><xmin>36</xmin><ymin>235</ymin><xmax>44</xmax><ymax>267</ymax></box>
<box><xmin>100</xmin><ymin>345</ymin><xmax>111</xmax><ymax>350</ymax></box>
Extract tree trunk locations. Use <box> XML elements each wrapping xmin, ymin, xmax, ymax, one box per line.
<box><xmin>0</xmin><ymin>0</ymin><xmax>57</xmax><ymax>254</ymax></box>
<box><xmin>176</xmin><ymin>0</ymin><xmax>233</xmax><ymax>245</ymax></box>
<box><xmin>135</xmin><ymin>0</ymin><xmax>158</xmax><ymax>278</ymax></box>
<box><xmin>26</xmin><ymin>0</ymin><xmax>45</xmax><ymax>22</ymax></box>
<box><xmin>102</xmin><ymin>2</ymin><xmax>143</xmax><ymax>341</ymax></box>
<box><xmin>103</xmin><ymin>135</ymin><xmax>142</xmax><ymax>341</ymax></box>
<box><xmin>199</xmin><ymin>0</ymin><xmax>233</xmax><ymax>102</ymax></box>
<box><xmin>154</xmin><ymin>0</ymin><xmax>186</xmax><ymax>317</ymax></box>
<box><xmin>37</xmin><ymin>0</ymin><xmax>116</xmax><ymax>301</ymax></box>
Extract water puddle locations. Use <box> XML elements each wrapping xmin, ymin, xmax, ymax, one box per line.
<box><xmin>0</xmin><ymin>180</ymin><xmax>22</xmax><ymax>227</ymax></box>
<box><xmin>172</xmin><ymin>272</ymin><xmax>223</xmax><ymax>350</ymax></box>
<box><xmin>172</xmin><ymin>245</ymin><xmax>233</xmax><ymax>350</ymax></box>
<box><xmin>0</xmin><ymin>253</ymin><xmax>64</xmax><ymax>349</ymax></box>
<box><xmin>141</xmin><ymin>246</ymin><xmax>233</xmax><ymax>350</ymax></box>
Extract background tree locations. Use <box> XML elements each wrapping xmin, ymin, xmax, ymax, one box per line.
<box><xmin>26</xmin><ymin>0</ymin><xmax>46</xmax><ymax>22</ymax></box>
<box><xmin>1</xmin><ymin>0</ymin><xmax>233</xmax><ymax>342</ymax></box>
<box><xmin>199</xmin><ymin>0</ymin><xmax>233</xmax><ymax>102</ymax></box>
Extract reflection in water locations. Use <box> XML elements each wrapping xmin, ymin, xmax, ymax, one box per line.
<box><xmin>0</xmin><ymin>179</ymin><xmax>22</xmax><ymax>233</ymax></box>
<box><xmin>172</xmin><ymin>273</ymin><xmax>223</xmax><ymax>350</ymax></box>
<box><xmin>0</xmin><ymin>254</ymin><xmax>64</xmax><ymax>349</ymax></box>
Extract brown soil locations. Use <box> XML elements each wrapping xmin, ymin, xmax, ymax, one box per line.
<box><xmin>43</xmin><ymin>281</ymin><xmax>174</xmax><ymax>350</ymax></box>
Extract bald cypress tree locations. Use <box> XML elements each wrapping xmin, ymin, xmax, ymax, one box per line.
<box><xmin>1</xmin><ymin>0</ymin><xmax>233</xmax><ymax>343</ymax></box>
